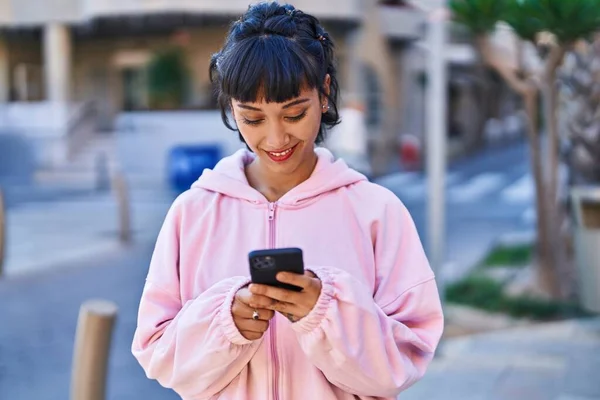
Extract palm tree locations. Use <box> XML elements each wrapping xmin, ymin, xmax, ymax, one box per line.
<box><xmin>559</xmin><ymin>37</ymin><xmax>600</xmax><ymax>187</ymax></box>
<box><xmin>449</xmin><ymin>0</ymin><xmax>600</xmax><ymax>299</ymax></box>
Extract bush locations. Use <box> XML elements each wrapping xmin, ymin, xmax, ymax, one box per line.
<box><xmin>147</xmin><ymin>47</ymin><xmax>189</xmax><ymax>109</ymax></box>
<box><xmin>446</xmin><ymin>274</ymin><xmax>590</xmax><ymax>320</ymax></box>
<box><xmin>482</xmin><ymin>244</ymin><xmax>533</xmax><ymax>267</ymax></box>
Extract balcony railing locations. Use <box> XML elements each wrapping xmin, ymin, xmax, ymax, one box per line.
<box><xmin>81</xmin><ymin>0</ymin><xmax>362</xmax><ymax>21</ymax></box>
<box><xmin>379</xmin><ymin>5</ymin><xmax>425</xmax><ymax>41</ymax></box>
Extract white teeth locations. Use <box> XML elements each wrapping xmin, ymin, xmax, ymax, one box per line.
<box><xmin>270</xmin><ymin>148</ymin><xmax>292</xmax><ymax>157</ymax></box>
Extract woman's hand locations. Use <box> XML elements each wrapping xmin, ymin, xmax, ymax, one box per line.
<box><xmin>248</xmin><ymin>271</ymin><xmax>322</xmax><ymax>323</ymax></box>
<box><xmin>232</xmin><ymin>287</ymin><xmax>275</xmax><ymax>340</ymax></box>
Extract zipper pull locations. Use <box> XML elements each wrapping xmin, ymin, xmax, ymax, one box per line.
<box><xmin>268</xmin><ymin>202</ymin><xmax>276</xmax><ymax>220</ymax></box>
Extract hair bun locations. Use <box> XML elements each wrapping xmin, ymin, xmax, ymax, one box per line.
<box><xmin>209</xmin><ymin>1</ymin><xmax>341</xmax><ymax>147</ymax></box>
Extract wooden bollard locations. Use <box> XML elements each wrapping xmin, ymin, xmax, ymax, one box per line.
<box><xmin>0</xmin><ymin>188</ymin><xmax>5</xmax><ymax>278</ymax></box>
<box><xmin>111</xmin><ymin>172</ymin><xmax>132</xmax><ymax>244</ymax></box>
<box><xmin>70</xmin><ymin>299</ymin><xmax>118</xmax><ymax>400</ymax></box>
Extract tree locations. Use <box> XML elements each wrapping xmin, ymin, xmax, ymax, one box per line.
<box><xmin>559</xmin><ymin>36</ymin><xmax>600</xmax><ymax>187</ymax></box>
<box><xmin>449</xmin><ymin>0</ymin><xmax>600</xmax><ymax>299</ymax></box>
<box><xmin>147</xmin><ymin>47</ymin><xmax>189</xmax><ymax>110</ymax></box>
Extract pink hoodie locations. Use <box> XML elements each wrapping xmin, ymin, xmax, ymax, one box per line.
<box><xmin>132</xmin><ymin>148</ymin><xmax>444</xmax><ymax>400</ymax></box>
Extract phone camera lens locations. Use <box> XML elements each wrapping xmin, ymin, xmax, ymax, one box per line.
<box><xmin>253</xmin><ymin>257</ymin><xmax>274</xmax><ymax>270</ymax></box>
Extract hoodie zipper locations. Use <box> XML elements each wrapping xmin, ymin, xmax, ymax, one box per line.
<box><xmin>268</xmin><ymin>202</ymin><xmax>280</xmax><ymax>400</ymax></box>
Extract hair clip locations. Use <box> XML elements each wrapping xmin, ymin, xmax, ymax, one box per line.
<box><xmin>286</xmin><ymin>9</ymin><xmax>295</xmax><ymax>17</ymax></box>
<box><xmin>317</xmin><ymin>34</ymin><xmax>326</xmax><ymax>42</ymax></box>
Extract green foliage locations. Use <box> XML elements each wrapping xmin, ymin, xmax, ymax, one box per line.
<box><xmin>147</xmin><ymin>47</ymin><xmax>189</xmax><ymax>109</ymax></box>
<box><xmin>447</xmin><ymin>275</ymin><xmax>505</xmax><ymax>311</ymax></box>
<box><xmin>446</xmin><ymin>274</ymin><xmax>591</xmax><ymax>320</ymax></box>
<box><xmin>535</xmin><ymin>0</ymin><xmax>600</xmax><ymax>42</ymax></box>
<box><xmin>450</xmin><ymin>0</ymin><xmax>600</xmax><ymax>43</ymax></box>
<box><xmin>482</xmin><ymin>244</ymin><xmax>533</xmax><ymax>268</ymax></box>
<box><xmin>449</xmin><ymin>0</ymin><xmax>507</xmax><ymax>35</ymax></box>
<box><xmin>502</xmin><ymin>0</ymin><xmax>544</xmax><ymax>42</ymax></box>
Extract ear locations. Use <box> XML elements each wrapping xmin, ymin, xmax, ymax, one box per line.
<box><xmin>323</xmin><ymin>74</ymin><xmax>331</xmax><ymax>97</ymax></box>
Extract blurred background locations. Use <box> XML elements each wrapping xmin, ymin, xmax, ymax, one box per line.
<box><xmin>0</xmin><ymin>0</ymin><xmax>599</xmax><ymax>399</ymax></box>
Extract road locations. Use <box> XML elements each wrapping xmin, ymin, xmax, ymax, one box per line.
<box><xmin>0</xmin><ymin>242</ymin><xmax>181</xmax><ymax>400</ymax></box>
<box><xmin>2</xmin><ymin>140</ymin><xmax>536</xmax><ymax>281</ymax></box>
<box><xmin>375</xmin><ymin>140</ymin><xmax>536</xmax><ymax>282</ymax></box>
<box><xmin>0</xmin><ymin>139</ymin><xmax>543</xmax><ymax>399</ymax></box>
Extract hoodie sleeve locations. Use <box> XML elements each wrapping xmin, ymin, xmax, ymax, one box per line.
<box><xmin>131</xmin><ymin>197</ymin><xmax>261</xmax><ymax>399</ymax></box>
<box><xmin>292</xmin><ymin>197</ymin><xmax>444</xmax><ymax>398</ymax></box>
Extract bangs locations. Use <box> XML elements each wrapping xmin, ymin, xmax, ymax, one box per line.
<box><xmin>219</xmin><ymin>35</ymin><xmax>324</xmax><ymax>104</ymax></box>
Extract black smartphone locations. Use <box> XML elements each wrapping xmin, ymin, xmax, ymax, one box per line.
<box><xmin>249</xmin><ymin>247</ymin><xmax>305</xmax><ymax>292</ymax></box>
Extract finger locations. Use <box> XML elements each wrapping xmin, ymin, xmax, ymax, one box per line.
<box><xmin>235</xmin><ymin>318</ymin><xmax>269</xmax><ymax>333</ymax></box>
<box><xmin>240</xmin><ymin>330</ymin><xmax>262</xmax><ymax>341</ymax></box>
<box><xmin>275</xmin><ymin>271</ymin><xmax>317</xmax><ymax>289</ymax></box>
<box><xmin>246</xmin><ymin>293</ymin><xmax>279</xmax><ymax>310</ymax></box>
<box><xmin>236</xmin><ymin>289</ymin><xmax>277</xmax><ymax>319</ymax></box>
<box><xmin>235</xmin><ymin>287</ymin><xmax>253</xmax><ymax>305</ymax></box>
<box><xmin>249</xmin><ymin>284</ymin><xmax>301</xmax><ymax>304</ymax></box>
<box><xmin>278</xmin><ymin>310</ymin><xmax>301</xmax><ymax>323</ymax></box>
<box><xmin>232</xmin><ymin>300</ymin><xmax>274</xmax><ymax>321</ymax></box>
<box><xmin>249</xmin><ymin>296</ymin><xmax>303</xmax><ymax>316</ymax></box>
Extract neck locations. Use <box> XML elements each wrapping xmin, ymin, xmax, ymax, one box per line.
<box><xmin>246</xmin><ymin>151</ymin><xmax>318</xmax><ymax>202</ymax></box>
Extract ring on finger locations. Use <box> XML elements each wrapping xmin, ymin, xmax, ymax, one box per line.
<box><xmin>252</xmin><ymin>310</ymin><xmax>260</xmax><ymax>320</ymax></box>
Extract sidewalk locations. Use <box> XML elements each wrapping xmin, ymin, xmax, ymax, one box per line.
<box><xmin>402</xmin><ymin>318</ymin><xmax>600</xmax><ymax>400</ymax></box>
<box><xmin>0</xmin><ymin>241</ymin><xmax>180</xmax><ymax>400</ymax></box>
<box><xmin>1</xmin><ymin>173</ymin><xmax>598</xmax><ymax>399</ymax></box>
<box><xmin>2</xmin><ymin>186</ymin><xmax>174</xmax><ymax>277</ymax></box>
<box><xmin>1</xmin><ymin>232</ymin><xmax>599</xmax><ymax>399</ymax></box>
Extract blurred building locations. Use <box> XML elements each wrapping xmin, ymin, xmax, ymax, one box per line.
<box><xmin>0</xmin><ymin>0</ymin><xmax>428</xmax><ymax>173</ymax></box>
<box><xmin>0</xmin><ymin>0</ymin><xmax>515</xmax><ymax>180</ymax></box>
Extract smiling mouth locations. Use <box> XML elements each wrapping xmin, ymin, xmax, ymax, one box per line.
<box><xmin>265</xmin><ymin>144</ymin><xmax>298</xmax><ymax>162</ymax></box>
<box><xmin>269</xmin><ymin>148</ymin><xmax>293</xmax><ymax>156</ymax></box>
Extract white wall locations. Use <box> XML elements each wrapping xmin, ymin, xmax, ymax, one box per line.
<box><xmin>114</xmin><ymin>110</ymin><xmax>245</xmax><ymax>185</ymax></box>
<box><xmin>5</xmin><ymin>0</ymin><xmax>80</xmax><ymax>25</ymax></box>
<box><xmin>1</xmin><ymin>0</ymin><xmax>362</xmax><ymax>26</ymax></box>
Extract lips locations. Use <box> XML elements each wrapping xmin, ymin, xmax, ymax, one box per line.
<box><xmin>265</xmin><ymin>144</ymin><xmax>297</xmax><ymax>163</ymax></box>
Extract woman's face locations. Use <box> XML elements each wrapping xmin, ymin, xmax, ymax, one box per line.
<box><xmin>231</xmin><ymin>78</ymin><xmax>330</xmax><ymax>176</ymax></box>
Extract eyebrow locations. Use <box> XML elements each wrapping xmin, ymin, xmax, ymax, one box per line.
<box><xmin>236</xmin><ymin>98</ymin><xmax>310</xmax><ymax>111</ymax></box>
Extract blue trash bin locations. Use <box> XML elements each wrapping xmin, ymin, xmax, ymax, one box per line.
<box><xmin>168</xmin><ymin>144</ymin><xmax>222</xmax><ymax>193</ymax></box>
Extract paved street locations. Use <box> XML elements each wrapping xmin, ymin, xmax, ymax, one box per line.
<box><xmin>2</xmin><ymin>186</ymin><xmax>175</xmax><ymax>277</ymax></box>
<box><xmin>1</xmin><ymin>240</ymin><xmax>599</xmax><ymax>400</ymax></box>
<box><xmin>2</xmin><ymin>184</ymin><xmax>95</xmax><ymax>211</ymax></box>
<box><xmin>2</xmin><ymin>139</ymin><xmax>536</xmax><ymax>280</ymax></box>
<box><xmin>3</xmin><ymin>138</ymin><xmax>597</xmax><ymax>400</ymax></box>
<box><xmin>375</xmin><ymin>140</ymin><xmax>536</xmax><ymax>282</ymax></box>
<box><xmin>0</xmin><ymin>243</ymin><xmax>180</xmax><ymax>400</ymax></box>
<box><xmin>402</xmin><ymin>318</ymin><xmax>600</xmax><ymax>400</ymax></box>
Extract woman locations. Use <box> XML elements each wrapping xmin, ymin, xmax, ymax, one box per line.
<box><xmin>132</xmin><ymin>2</ymin><xmax>444</xmax><ymax>399</ymax></box>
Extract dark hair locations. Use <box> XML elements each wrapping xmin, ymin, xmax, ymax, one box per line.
<box><xmin>209</xmin><ymin>1</ymin><xmax>340</xmax><ymax>145</ymax></box>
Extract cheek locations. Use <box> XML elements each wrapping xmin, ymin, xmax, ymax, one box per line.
<box><xmin>237</xmin><ymin>127</ymin><xmax>261</xmax><ymax>149</ymax></box>
<box><xmin>298</xmin><ymin>112</ymin><xmax>322</xmax><ymax>141</ymax></box>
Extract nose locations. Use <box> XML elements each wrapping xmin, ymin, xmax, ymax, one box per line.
<box><xmin>264</xmin><ymin>120</ymin><xmax>290</xmax><ymax>150</ymax></box>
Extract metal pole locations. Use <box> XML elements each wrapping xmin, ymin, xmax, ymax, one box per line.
<box><xmin>70</xmin><ymin>299</ymin><xmax>118</xmax><ymax>400</ymax></box>
<box><xmin>425</xmin><ymin>3</ymin><xmax>448</xmax><ymax>303</ymax></box>
<box><xmin>0</xmin><ymin>188</ymin><xmax>5</xmax><ymax>278</ymax></box>
<box><xmin>111</xmin><ymin>172</ymin><xmax>132</xmax><ymax>244</ymax></box>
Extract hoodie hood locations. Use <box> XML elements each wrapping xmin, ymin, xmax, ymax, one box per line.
<box><xmin>191</xmin><ymin>147</ymin><xmax>367</xmax><ymax>205</ymax></box>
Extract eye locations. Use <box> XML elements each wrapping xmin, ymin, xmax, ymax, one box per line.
<box><xmin>285</xmin><ymin>111</ymin><xmax>307</xmax><ymax>123</ymax></box>
<box><xmin>241</xmin><ymin>117</ymin><xmax>263</xmax><ymax>126</ymax></box>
